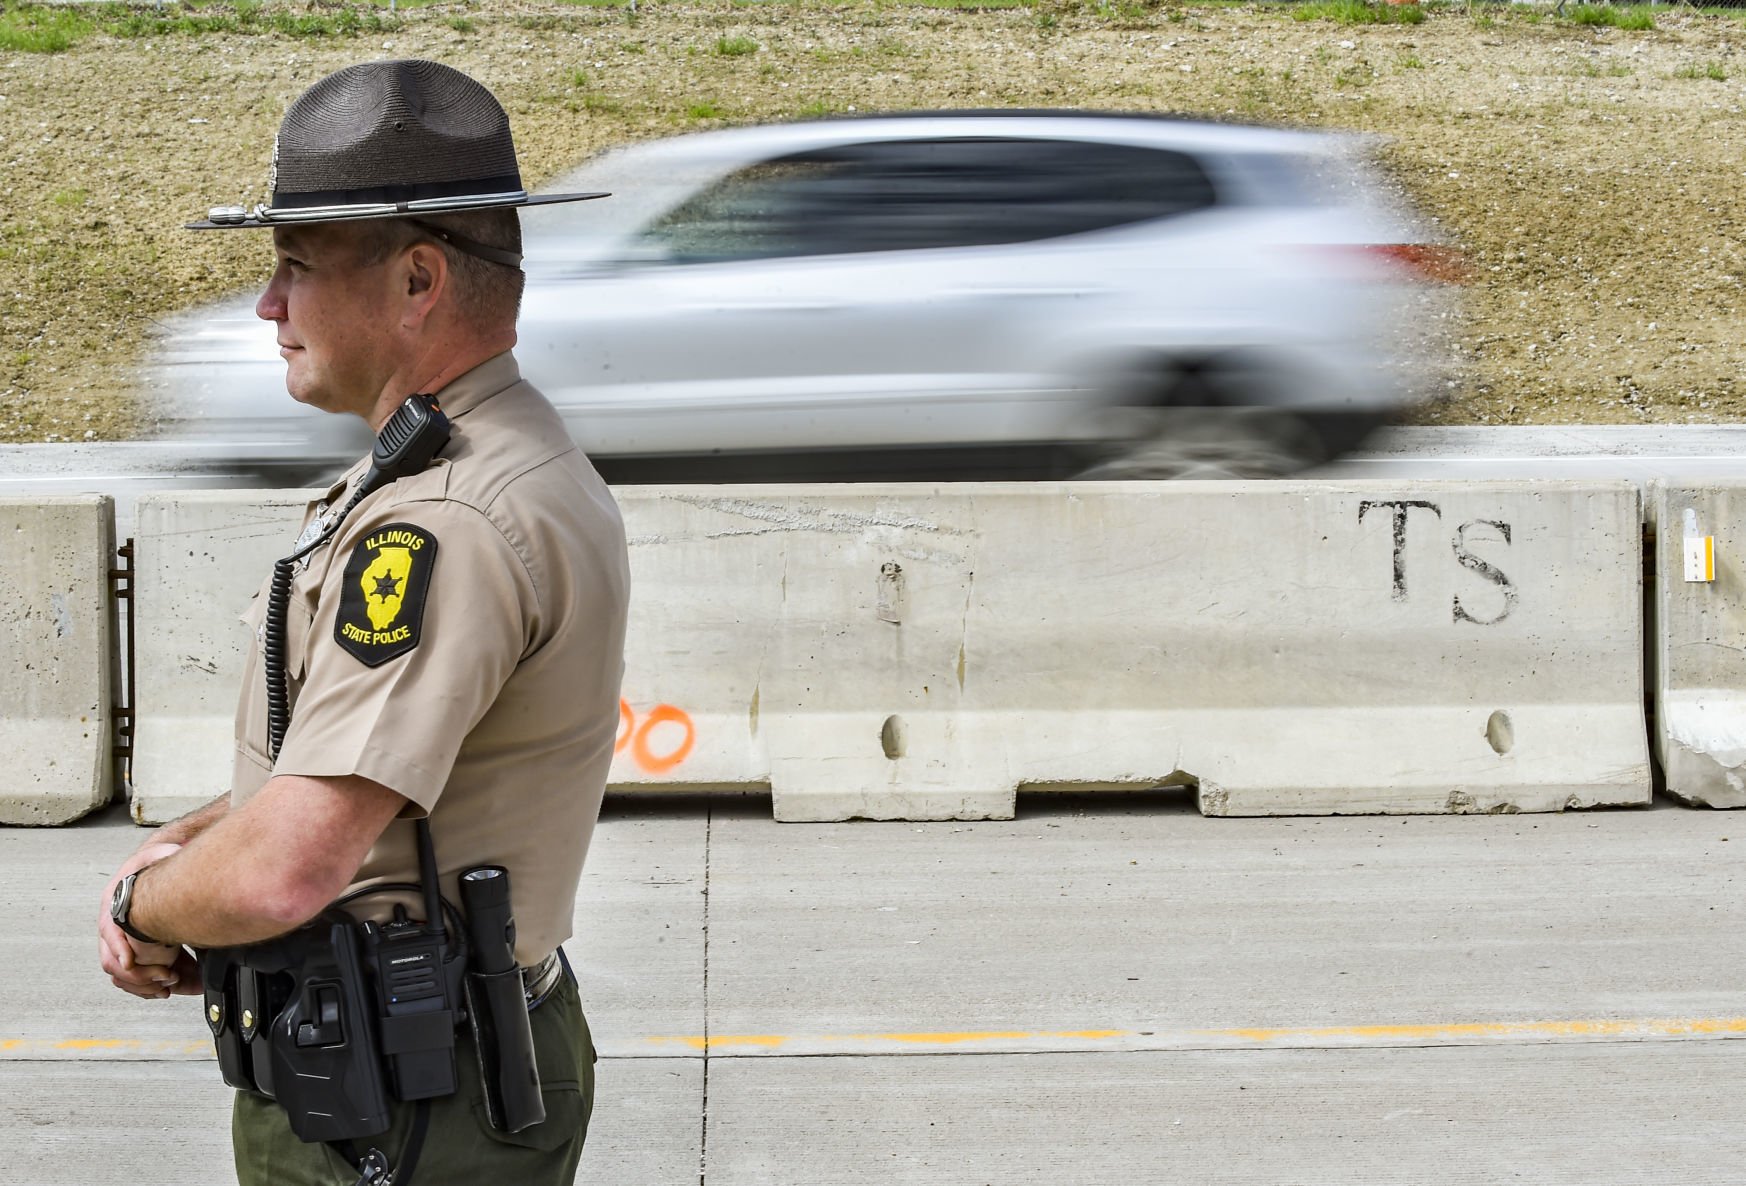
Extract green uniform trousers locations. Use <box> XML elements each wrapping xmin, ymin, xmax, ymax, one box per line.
<box><xmin>232</xmin><ymin>971</ymin><xmax>595</xmax><ymax>1185</ymax></box>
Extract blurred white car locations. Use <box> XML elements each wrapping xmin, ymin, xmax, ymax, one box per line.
<box><xmin>146</xmin><ymin>111</ymin><xmax>1457</xmax><ymax>482</ymax></box>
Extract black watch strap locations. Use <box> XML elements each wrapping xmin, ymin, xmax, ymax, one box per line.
<box><xmin>112</xmin><ymin>870</ymin><xmax>164</xmax><ymax>947</ymax></box>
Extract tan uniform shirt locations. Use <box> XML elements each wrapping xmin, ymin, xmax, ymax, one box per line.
<box><xmin>233</xmin><ymin>352</ymin><xmax>629</xmax><ymax>964</ymax></box>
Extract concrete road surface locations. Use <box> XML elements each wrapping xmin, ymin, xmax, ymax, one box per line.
<box><xmin>4</xmin><ymin>793</ymin><xmax>1745</xmax><ymax>1184</ymax></box>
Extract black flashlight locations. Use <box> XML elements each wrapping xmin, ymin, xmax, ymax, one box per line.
<box><xmin>459</xmin><ymin>865</ymin><xmax>545</xmax><ymax>1133</ymax></box>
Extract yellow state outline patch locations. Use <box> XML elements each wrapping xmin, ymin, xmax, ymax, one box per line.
<box><xmin>334</xmin><ymin>522</ymin><xmax>437</xmax><ymax>667</ymax></box>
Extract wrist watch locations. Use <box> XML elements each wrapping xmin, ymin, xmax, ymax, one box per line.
<box><xmin>109</xmin><ymin>870</ymin><xmax>164</xmax><ymax>947</ymax></box>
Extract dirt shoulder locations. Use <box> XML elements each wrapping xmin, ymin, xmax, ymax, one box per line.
<box><xmin>2</xmin><ymin>0</ymin><xmax>1744</xmax><ymax>442</ymax></box>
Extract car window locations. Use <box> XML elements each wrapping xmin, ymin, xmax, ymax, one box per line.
<box><xmin>1233</xmin><ymin>148</ymin><xmax>1367</xmax><ymax>207</ymax></box>
<box><xmin>631</xmin><ymin>137</ymin><xmax>1219</xmax><ymax>265</ymax></box>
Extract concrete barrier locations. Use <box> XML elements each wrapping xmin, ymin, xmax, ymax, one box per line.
<box><xmin>611</xmin><ymin>482</ymin><xmax>1650</xmax><ymax>820</ymax></box>
<box><xmin>1651</xmin><ymin>481</ymin><xmax>1746</xmax><ymax>807</ymax></box>
<box><xmin>0</xmin><ymin>496</ymin><xmax>115</xmax><ymax>825</ymax></box>
<box><xmin>119</xmin><ymin>482</ymin><xmax>1649</xmax><ymax>824</ymax></box>
<box><xmin>129</xmin><ymin>491</ymin><xmax>312</xmax><ymax>825</ymax></box>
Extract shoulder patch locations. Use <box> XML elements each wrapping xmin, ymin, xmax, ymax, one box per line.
<box><xmin>334</xmin><ymin>522</ymin><xmax>438</xmax><ymax>667</ymax></box>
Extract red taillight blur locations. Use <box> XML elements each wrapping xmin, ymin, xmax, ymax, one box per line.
<box><xmin>1361</xmin><ymin>243</ymin><xmax>1467</xmax><ymax>284</ymax></box>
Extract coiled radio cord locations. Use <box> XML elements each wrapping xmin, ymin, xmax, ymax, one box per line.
<box><xmin>265</xmin><ymin>477</ymin><xmax>377</xmax><ymax>761</ymax></box>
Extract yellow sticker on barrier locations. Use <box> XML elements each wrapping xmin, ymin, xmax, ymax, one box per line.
<box><xmin>1685</xmin><ymin>535</ymin><xmax>1716</xmax><ymax>583</ymax></box>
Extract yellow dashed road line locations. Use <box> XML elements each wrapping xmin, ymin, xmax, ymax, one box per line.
<box><xmin>9</xmin><ymin>1018</ymin><xmax>1746</xmax><ymax>1060</ymax></box>
<box><xmin>2</xmin><ymin>1038</ymin><xmax>213</xmax><ymax>1058</ymax></box>
<box><xmin>639</xmin><ymin>1016</ymin><xmax>1746</xmax><ymax>1055</ymax></box>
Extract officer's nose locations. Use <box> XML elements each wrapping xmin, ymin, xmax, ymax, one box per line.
<box><xmin>256</xmin><ymin>264</ymin><xmax>289</xmax><ymax>324</ymax></box>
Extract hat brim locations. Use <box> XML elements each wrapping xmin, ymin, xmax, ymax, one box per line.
<box><xmin>186</xmin><ymin>189</ymin><xmax>609</xmax><ymax>230</ymax></box>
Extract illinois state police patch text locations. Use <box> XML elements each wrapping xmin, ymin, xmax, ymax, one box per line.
<box><xmin>334</xmin><ymin>523</ymin><xmax>437</xmax><ymax>667</ymax></box>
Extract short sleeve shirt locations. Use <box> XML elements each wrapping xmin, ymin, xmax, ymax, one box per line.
<box><xmin>232</xmin><ymin>353</ymin><xmax>630</xmax><ymax>964</ymax></box>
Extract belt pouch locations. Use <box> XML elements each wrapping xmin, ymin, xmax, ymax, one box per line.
<box><xmin>239</xmin><ymin>965</ymin><xmax>278</xmax><ymax>1098</ymax></box>
<box><xmin>199</xmin><ymin>950</ymin><xmax>254</xmax><ymax>1091</ymax></box>
<box><xmin>464</xmin><ymin>968</ymin><xmax>546</xmax><ymax>1133</ymax></box>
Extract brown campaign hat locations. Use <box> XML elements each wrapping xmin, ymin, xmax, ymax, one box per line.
<box><xmin>187</xmin><ymin>59</ymin><xmax>605</xmax><ymax>231</ymax></box>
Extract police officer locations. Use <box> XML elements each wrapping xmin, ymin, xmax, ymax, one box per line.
<box><xmin>96</xmin><ymin>60</ymin><xmax>630</xmax><ymax>1184</ymax></box>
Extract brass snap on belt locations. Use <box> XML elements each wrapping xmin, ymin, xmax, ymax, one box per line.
<box><xmin>521</xmin><ymin>951</ymin><xmax>562</xmax><ymax>1010</ymax></box>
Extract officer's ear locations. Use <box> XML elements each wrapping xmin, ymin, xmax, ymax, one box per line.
<box><xmin>400</xmin><ymin>239</ymin><xmax>448</xmax><ymax>327</ymax></box>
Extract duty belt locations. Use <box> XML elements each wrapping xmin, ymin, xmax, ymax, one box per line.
<box><xmin>521</xmin><ymin>951</ymin><xmax>563</xmax><ymax>1010</ymax></box>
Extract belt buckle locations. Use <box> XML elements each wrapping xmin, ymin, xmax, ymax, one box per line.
<box><xmin>520</xmin><ymin>952</ymin><xmax>562</xmax><ymax>1009</ymax></box>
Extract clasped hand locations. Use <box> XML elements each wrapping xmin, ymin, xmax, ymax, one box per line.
<box><xmin>98</xmin><ymin>843</ymin><xmax>202</xmax><ymax>1000</ymax></box>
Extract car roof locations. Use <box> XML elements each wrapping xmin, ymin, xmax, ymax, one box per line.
<box><xmin>531</xmin><ymin>111</ymin><xmax>1392</xmax><ymax>249</ymax></box>
<box><xmin>581</xmin><ymin>110</ymin><xmax>1351</xmax><ymax>170</ymax></box>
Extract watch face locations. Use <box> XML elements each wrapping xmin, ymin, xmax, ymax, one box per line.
<box><xmin>109</xmin><ymin>873</ymin><xmax>159</xmax><ymax>946</ymax></box>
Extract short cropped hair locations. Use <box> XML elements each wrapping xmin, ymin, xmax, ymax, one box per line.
<box><xmin>354</xmin><ymin>208</ymin><xmax>525</xmax><ymax>325</ymax></box>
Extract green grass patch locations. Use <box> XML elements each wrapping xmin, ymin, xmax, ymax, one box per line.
<box><xmin>1080</xmin><ymin>0</ymin><xmax>1153</xmax><ymax>18</ymax></box>
<box><xmin>0</xmin><ymin>2</ymin><xmax>428</xmax><ymax>54</ymax></box>
<box><xmin>445</xmin><ymin>15</ymin><xmax>476</xmax><ymax>33</ymax></box>
<box><xmin>0</xmin><ymin>7</ymin><xmax>93</xmax><ymax>53</ymax></box>
<box><xmin>1291</xmin><ymin>0</ymin><xmax>1425</xmax><ymax>26</ymax></box>
<box><xmin>50</xmin><ymin>188</ymin><xmax>90</xmax><ymax>208</ymax></box>
<box><xmin>265</xmin><ymin>9</ymin><xmax>399</xmax><ymax>36</ymax></box>
<box><xmin>1563</xmin><ymin>4</ymin><xmax>1655</xmax><ymax>30</ymax></box>
<box><xmin>1674</xmin><ymin>60</ymin><xmax>1728</xmax><ymax>81</ymax></box>
<box><xmin>715</xmin><ymin>35</ymin><xmax>759</xmax><ymax>55</ymax></box>
<box><xmin>1485</xmin><ymin>4</ymin><xmax>1546</xmax><ymax>25</ymax></box>
<box><xmin>686</xmin><ymin>100</ymin><xmax>726</xmax><ymax>119</ymax></box>
<box><xmin>888</xmin><ymin>0</ymin><xmax>1033</xmax><ymax>8</ymax></box>
<box><xmin>49</xmin><ymin>3</ymin><xmax>406</xmax><ymax>41</ymax></box>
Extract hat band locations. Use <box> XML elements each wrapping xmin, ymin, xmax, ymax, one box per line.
<box><xmin>241</xmin><ymin>189</ymin><xmax>531</xmax><ymax>225</ymax></box>
<box><xmin>271</xmin><ymin>174</ymin><xmax>525</xmax><ymax>211</ymax></box>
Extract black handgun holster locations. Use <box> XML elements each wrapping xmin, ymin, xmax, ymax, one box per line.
<box><xmin>200</xmin><ymin>911</ymin><xmax>393</xmax><ymax>1144</ymax></box>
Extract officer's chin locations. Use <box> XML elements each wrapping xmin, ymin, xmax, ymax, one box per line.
<box><xmin>284</xmin><ymin>369</ymin><xmax>343</xmax><ymax>417</ymax></box>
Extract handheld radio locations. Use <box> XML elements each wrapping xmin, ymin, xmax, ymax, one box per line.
<box><xmin>358</xmin><ymin>821</ymin><xmax>469</xmax><ymax>1102</ymax></box>
<box><xmin>364</xmin><ymin>393</ymin><xmax>452</xmax><ymax>495</ymax></box>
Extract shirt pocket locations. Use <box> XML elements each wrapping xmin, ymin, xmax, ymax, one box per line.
<box><xmin>235</xmin><ymin>558</ymin><xmax>319</xmax><ymax>771</ymax></box>
<box><xmin>238</xmin><ymin>572</ymin><xmax>316</xmax><ymax>678</ymax></box>
<box><xmin>234</xmin><ymin>591</ymin><xmax>271</xmax><ymax>771</ymax></box>
<box><xmin>285</xmin><ymin>591</ymin><xmax>315</xmax><ymax>685</ymax></box>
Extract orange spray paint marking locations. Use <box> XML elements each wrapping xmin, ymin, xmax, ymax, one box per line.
<box><xmin>614</xmin><ymin>699</ymin><xmax>634</xmax><ymax>754</ymax></box>
<box><xmin>632</xmin><ymin>704</ymin><xmax>696</xmax><ymax>775</ymax></box>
